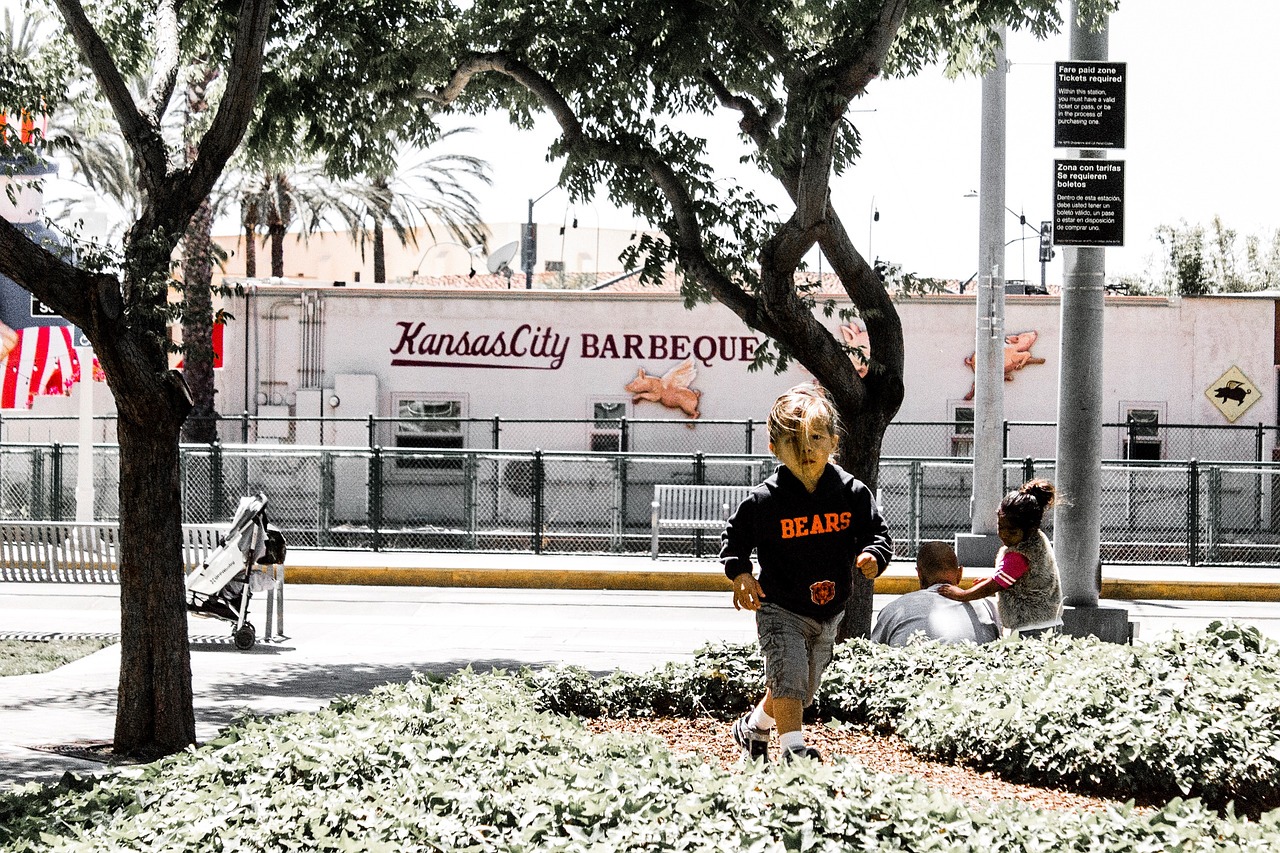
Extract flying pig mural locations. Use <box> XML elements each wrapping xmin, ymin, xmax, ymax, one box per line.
<box><xmin>964</xmin><ymin>330</ymin><xmax>1046</xmax><ymax>401</ymax></box>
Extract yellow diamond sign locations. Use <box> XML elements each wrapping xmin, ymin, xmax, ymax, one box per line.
<box><xmin>1205</xmin><ymin>366</ymin><xmax>1261</xmax><ymax>423</ymax></box>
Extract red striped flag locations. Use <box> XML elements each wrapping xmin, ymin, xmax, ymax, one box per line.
<box><xmin>0</xmin><ymin>325</ymin><xmax>87</xmax><ymax>409</ymax></box>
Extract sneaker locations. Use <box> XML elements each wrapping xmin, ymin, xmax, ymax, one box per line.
<box><xmin>731</xmin><ymin>714</ymin><xmax>771</xmax><ymax>763</ymax></box>
<box><xmin>781</xmin><ymin>744</ymin><xmax>823</xmax><ymax>763</ymax></box>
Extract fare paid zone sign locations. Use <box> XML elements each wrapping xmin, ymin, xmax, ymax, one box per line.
<box><xmin>1053</xmin><ymin>159</ymin><xmax>1124</xmax><ymax>247</ymax></box>
<box><xmin>1052</xmin><ymin>61</ymin><xmax>1126</xmax><ymax>248</ymax></box>
<box><xmin>1055</xmin><ymin>61</ymin><xmax>1126</xmax><ymax>149</ymax></box>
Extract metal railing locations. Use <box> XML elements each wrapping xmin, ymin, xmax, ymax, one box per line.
<box><xmin>5</xmin><ymin>414</ymin><xmax>1279</xmax><ymax>463</ymax></box>
<box><xmin>4</xmin><ymin>440</ymin><xmax>1280</xmax><ymax>566</ymax></box>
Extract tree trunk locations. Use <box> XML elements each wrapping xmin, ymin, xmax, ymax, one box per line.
<box><xmin>834</xmin><ymin>415</ymin><xmax>891</xmax><ymax>642</ymax></box>
<box><xmin>182</xmin><ymin>196</ymin><xmax>218</xmax><ymax>444</ymax></box>
<box><xmin>113</xmin><ymin>403</ymin><xmax>196</xmax><ymax>757</ymax></box>
<box><xmin>269</xmin><ymin>223</ymin><xmax>285</xmax><ymax>278</ymax></box>
<box><xmin>373</xmin><ymin>217</ymin><xmax>386</xmax><ymax>283</ymax></box>
<box><xmin>243</xmin><ymin>225</ymin><xmax>257</xmax><ymax>277</ymax></box>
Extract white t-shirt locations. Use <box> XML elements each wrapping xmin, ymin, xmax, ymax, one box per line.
<box><xmin>871</xmin><ymin>583</ymin><xmax>1002</xmax><ymax>646</ymax></box>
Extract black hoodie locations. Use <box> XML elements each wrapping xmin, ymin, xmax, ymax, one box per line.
<box><xmin>720</xmin><ymin>463</ymin><xmax>893</xmax><ymax>621</ymax></box>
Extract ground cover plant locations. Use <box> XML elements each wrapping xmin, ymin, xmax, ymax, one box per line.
<box><xmin>532</xmin><ymin>622</ymin><xmax>1280</xmax><ymax>815</ymax></box>
<box><xmin>3</xmin><ymin>668</ymin><xmax>1280</xmax><ymax>852</ymax></box>
<box><xmin>0</xmin><ymin>638</ymin><xmax>112</xmax><ymax>678</ymax></box>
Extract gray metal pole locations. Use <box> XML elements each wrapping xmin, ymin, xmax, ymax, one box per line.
<box><xmin>524</xmin><ymin>198</ymin><xmax>534</xmax><ymax>290</ymax></box>
<box><xmin>972</xmin><ymin>29</ymin><xmax>1008</xmax><ymax>536</ymax></box>
<box><xmin>1054</xmin><ymin>6</ymin><xmax>1108</xmax><ymax>607</ymax></box>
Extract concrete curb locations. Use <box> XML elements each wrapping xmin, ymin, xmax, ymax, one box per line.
<box><xmin>280</xmin><ymin>563</ymin><xmax>1280</xmax><ymax>601</ymax></box>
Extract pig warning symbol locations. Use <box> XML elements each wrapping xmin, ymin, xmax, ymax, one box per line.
<box><xmin>1205</xmin><ymin>366</ymin><xmax>1260</xmax><ymax>423</ymax></box>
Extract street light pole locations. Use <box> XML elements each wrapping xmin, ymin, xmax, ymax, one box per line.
<box><xmin>412</xmin><ymin>241</ymin><xmax>481</xmax><ymax>278</ymax></box>
<box><xmin>956</xmin><ymin>26</ymin><xmax>1007</xmax><ymax>571</ymax></box>
<box><xmin>524</xmin><ymin>185</ymin><xmax>558</xmax><ymax>289</ymax></box>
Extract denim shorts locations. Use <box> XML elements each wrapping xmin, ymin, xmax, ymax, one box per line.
<box><xmin>756</xmin><ymin>602</ymin><xmax>841</xmax><ymax>706</ymax></box>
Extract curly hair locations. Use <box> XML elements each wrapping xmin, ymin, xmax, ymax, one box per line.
<box><xmin>767</xmin><ymin>383</ymin><xmax>840</xmax><ymax>449</ymax></box>
<box><xmin>999</xmin><ymin>478</ymin><xmax>1056</xmax><ymax>534</ymax></box>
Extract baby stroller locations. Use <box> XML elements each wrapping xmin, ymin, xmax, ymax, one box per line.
<box><xmin>185</xmin><ymin>493</ymin><xmax>287</xmax><ymax>650</ymax></box>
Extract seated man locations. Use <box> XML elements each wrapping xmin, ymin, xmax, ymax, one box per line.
<box><xmin>872</xmin><ymin>541</ymin><xmax>1001</xmax><ymax>646</ymax></box>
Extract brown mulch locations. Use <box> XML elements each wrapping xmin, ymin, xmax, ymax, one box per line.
<box><xmin>38</xmin><ymin>722</ymin><xmax>1143</xmax><ymax>815</ymax></box>
<box><xmin>585</xmin><ymin>716</ymin><xmax>1148</xmax><ymax>814</ymax></box>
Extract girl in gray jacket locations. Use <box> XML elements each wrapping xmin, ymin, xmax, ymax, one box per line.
<box><xmin>939</xmin><ymin>479</ymin><xmax>1063</xmax><ymax>637</ymax></box>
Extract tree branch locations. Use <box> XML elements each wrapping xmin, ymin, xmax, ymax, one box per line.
<box><xmin>830</xmin><ymin>0</ymin><xmax>911</xmax><ymax>98</ymax></box>
<box><xmin>156</xmin><ymin>0</ymin><xmax>274</xmax><ymax>245</ymax></box>
<box><xmin>700</xmin><ymin>69</ymin><xmax>776</xmax><ymax>151</ymax></box>
<box><xmin>52</xmin><ymin>0</ymin><xmax>169</xmax><ymax>189</ymax></box>
<box><xmin>424</xmin><ymin>52</ymin><xmax>776</xmax><ymax>337</ymax></box>
<box><xmin>0</xmin><ymin>218</ymin><xmax>106</xmax><ymax>331</ymax></box>
<box><xmin>139</xmin><ymin>0</ymin><xmax>181</xmax><ymax>125</ymax></box>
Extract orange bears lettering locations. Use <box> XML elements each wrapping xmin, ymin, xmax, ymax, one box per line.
<box><xmin>779</xmin><ymin>511</ymin><xmax>853</xmax><ymax>539</ymax></box>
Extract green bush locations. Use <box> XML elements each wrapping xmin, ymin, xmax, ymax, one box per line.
<box><xmin>532</xmin><ymin>623</ymin><xmax>1280</xmax><ymax>814</ymax></box>
<box><xmin>4</xmin><ymin>670</ymin><xmax>1280</xmax><ymax>851</ymax></box>
<box><xmin>528</xmin><ymin>643</ymin><xmax>763</xmax><ymax>720</ymax></box>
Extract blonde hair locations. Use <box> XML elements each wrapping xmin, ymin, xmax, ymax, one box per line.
<box><xmin>767</xmin><ymin>383</ymin><xmax>839</xmax><ymax>449</ymax></box>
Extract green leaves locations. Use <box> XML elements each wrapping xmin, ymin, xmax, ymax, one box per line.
<box><xmin>5</xmin><ymin>659</ymin><xmax>1280</xmax><ymax>851</ymax></box>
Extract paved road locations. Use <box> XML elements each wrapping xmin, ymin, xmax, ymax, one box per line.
<box><xmin>2</xmin><ymin>577</ymin><xmax>1278</xmax><ymax>790</ymax></box>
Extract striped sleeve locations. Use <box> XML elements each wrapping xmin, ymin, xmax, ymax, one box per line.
<box><xmin>991</xmin><ymin>551</ymin><xmax>1030</xmax><ymax>589</ymax></box>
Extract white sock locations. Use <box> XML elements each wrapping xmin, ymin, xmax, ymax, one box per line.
<box><xmin>747</xmin><ymin>705</ymin><xmax>775</xmax><ymax>732</ymax></box>
<box><xmin>779</xmin><ymin>731</ymin><xmax>805</xmax><ymax>752</ymax></box>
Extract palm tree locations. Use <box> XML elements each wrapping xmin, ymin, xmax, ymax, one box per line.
<box><xmin>221</xmin><ymin>163</ymin><xmax>337</xmax><ymax>278</ymax></box>
<box><xmin>321</xmin><ymin>131</ymin><xmax>491</xmax><ymax>282</ymax></box>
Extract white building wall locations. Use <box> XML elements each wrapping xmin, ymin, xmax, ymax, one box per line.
<box><xmin>211</xmin><ymin>282</ymin><xmax>1277</xmax><ymax>460</ymax></box>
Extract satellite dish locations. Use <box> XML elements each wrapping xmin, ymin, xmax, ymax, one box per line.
<box><xmin>486</xmin><ymin>241</ymin><xmax>519</xmax><ymax>274</ymax></box>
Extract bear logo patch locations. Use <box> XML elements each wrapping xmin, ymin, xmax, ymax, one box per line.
<box><xmin>809</xmin><ymin>579</ymin><xmax>836</xmax><ymax>606</ymax></box>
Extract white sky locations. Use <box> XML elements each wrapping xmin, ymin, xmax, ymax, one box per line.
<box><xmin>433</xmin><ymin>0</ymin><xmax>1280</xmax><ymax>286</ymax></box>
<box><xmin>33</xmin><ymin>1</ymin><xmax>1279</xmax><ymax>286</ymax></box>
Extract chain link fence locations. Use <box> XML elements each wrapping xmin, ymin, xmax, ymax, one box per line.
<box><xmin>9</xmin><ymin>414</ymin><xmax>1279</xmax><ymax>462</ymax></box>
<box><xmin>1005</xmin><ymin>421</ymin><xmax>1275</xmax><ymax>463</ymax></box>
<box><xmin>6</xmin><ymin>438</ymin><xmax>1280</xmax><ymax>565</ymax></box>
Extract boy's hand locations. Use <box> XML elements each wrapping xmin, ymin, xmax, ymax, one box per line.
<box><xmin>856</xmin><ymin>552</ymin><xmax>879</xmax><ymax>579</ymax></box>
<box><xmin>732</xmin><ymin>573</ymin><xmax>764</xmax><ymax>611</ymax></box>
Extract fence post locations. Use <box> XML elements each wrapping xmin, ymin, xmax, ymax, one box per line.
<box><xmin>610</xmin><ymin>455</ymin><xmax>624</xmax><ymax>552</ymax></box>
<box><xmin>1187</xmin><ymin>459</ymin><xmax>1199</xmax><ymax>567</ymax></box>
<box><xmin>31</xmin><ymin>447</ymin><xmax>45</xmax><ymax>520</ymax></box>
<box><xmin>1002</xmin><ymin>420</ymin><xmax>1010</xmax><ymax>461</ymax></box>
<box><xmin>241</xmin><ymin>409</ymin><xmax>249</xmax><ymax>444</ymax></box>
<box><xmin>532</xmin><ymin>449</ymin><xmax>545</xmax><ymax>555</ymax></box>
<box><xmin>620</xmin><ymin>416</ymin><xmax>630</xmax><ymax>452</ymax></box>
<box><xmin>910</xmin><ymin>459</ymin><xmax>922</xmax><ymax>554</ymax></box>
<box><xmin>211</xmin><ymin>439</ymin><xmax>224</xmax><ymax>521</ymax></box>
<box><xmin>1206</xmin><ymin>463</ymin><xmax>1221</xmax><ymax>563</ymax></box>
<box><xmin>465</xmin><ymin>453</ymin><xmax>478</xmax><ymax>549</ymax></box>
<box><xmin>367</xmin><ymin>414</ymin><xmax>376</xmax><ymax>449</ymax></box>
<box><xmin>370</xmin><ymin>446</ymin><xmax>383</xmax><ymax>552</ymax></box>
<box><xmin>492</xmin><ymin>415</ymin><xmax>501</xmax><ymax>450</ymax></box>
<box><xmin>1022</xmin><ymin>457</ymin><xmax>1035</xmax><ymax>485</ymax></box>
<box><xmin>693</xmin><ymin>453</ymin><xmax>707</xmax><ymax>556</ymax></box>
<box><xmin>50</xmin><ymin>443</ymin><xmax>63</xmax><ymax>521</ymax></box>
<box><xmin>745</xmin><ymin>419</ymin><xmax>755</xmax><ymax>455</ymax></box>
<box><xmin>320</xmin><ymin>451</ymin><xmax>334</xmax><ymax>547</ymax></box>
<box><xmin>1257</xmin><ymin>422</ymin><xmax>1265</xmax><ymax>463</ymax></box>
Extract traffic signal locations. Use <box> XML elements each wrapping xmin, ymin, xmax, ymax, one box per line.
<box><xmin>1038</xmin><ymin>220</ymin><xmax>1054</xmax><ymax>263</ymax></box>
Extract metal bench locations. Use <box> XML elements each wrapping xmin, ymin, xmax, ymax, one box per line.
<box><xmin>650</xmin><ymin>484</ymin><xmax>754</xmax><ymax>559</ymax></box>
<box><xmin>0</xmin><ymin>521</ymin><xmax>284</xmax><ymax>639</ymax></box>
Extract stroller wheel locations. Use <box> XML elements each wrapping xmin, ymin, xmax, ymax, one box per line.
<box><xmin>233</xmin><ymin>622</ymin><xmax>257</xmax><ymax>651</ymax></box>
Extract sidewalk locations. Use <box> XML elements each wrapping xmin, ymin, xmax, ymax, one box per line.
<box><xmin>3</xmin><ymin>550</ymin><xmax>1279</xmax><ymax>791</ymax></box>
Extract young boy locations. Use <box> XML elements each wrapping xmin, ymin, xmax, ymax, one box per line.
<box><xmin>721</xmin><ymin>383</ymin><xmax>893</xmax><ymax>763</ymax></box>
